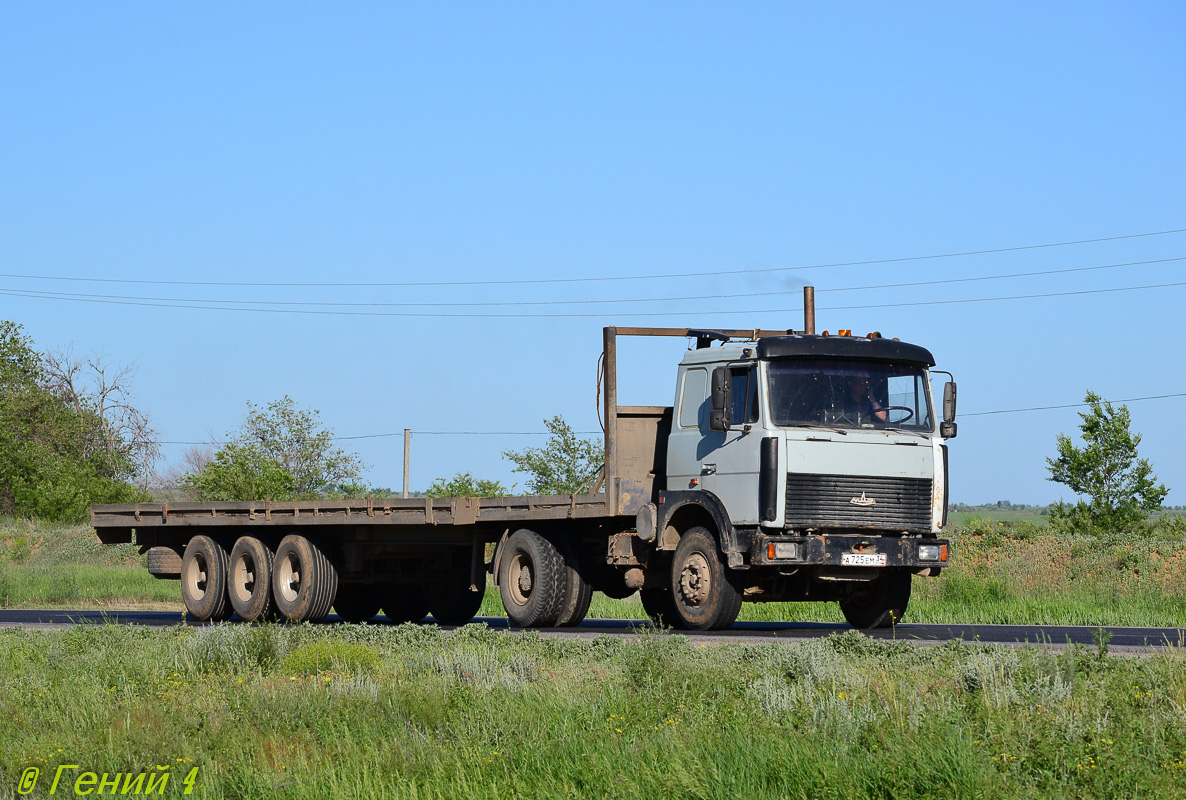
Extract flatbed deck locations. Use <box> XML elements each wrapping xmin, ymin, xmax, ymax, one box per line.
<box><xmin>91</xmin><ymin>494</ymin><xmax>614</xmax><ymax>541</ymax></box>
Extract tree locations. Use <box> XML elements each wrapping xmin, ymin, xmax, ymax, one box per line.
<box><xmin>502</xmin><ymin>415</ymin><xmax>602</xmax><ymax>495</ymax></box>
<box><xmin>43</xmin><ymin>347</ymin><xmax>160</xmax><ymax>488</ymax></box>
<box><xmin>1046</xmin><ymin>391</ymin><xmax>1168</xmax><ymax>533</ymax></box>
<box><xmin>181</xmin><ymin>396</ymin><xmax>366</xmax><ymax>501</ymax></box>
<box><xmin>0</xmin><ymin>321</ymin><xmax>151</xmax><ymax>522</ymax></box>
<box><xmin>425</xmin><ymin>472</ymin><xmax>509</xmax><ymax>498</ymax></box>
<box><xmin>179</xmin><ymin>443</ymin><xmax>296</xmax><ymax>502</ymax></box>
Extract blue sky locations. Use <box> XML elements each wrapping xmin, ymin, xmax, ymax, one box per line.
<box><xmin>2</xmin><ymin>3</ymin><xmax>1183</xmax><ymax>503</ymax></box>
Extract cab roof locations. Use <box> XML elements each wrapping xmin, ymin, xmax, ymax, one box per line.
<box><xmin>756</xmin><ymin>334</ymin><xmax>935</xmax><ymax>366</ymax></box>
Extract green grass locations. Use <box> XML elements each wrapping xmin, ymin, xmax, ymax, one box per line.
<box><xmin>1</xmin><ymin>623</ymin><xmax>1184</xmax><ymax>799</ymax></box>
<box><xmin>4</xmin><ymin>516</ymin><xmax>1186</xmax><ymax>627</ymax></box>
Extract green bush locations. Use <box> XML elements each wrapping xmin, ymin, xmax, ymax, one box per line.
<box><xmin>281</xmin><ymin>640</ymin><xmax>382</xmax><ymax>675</ymax></box>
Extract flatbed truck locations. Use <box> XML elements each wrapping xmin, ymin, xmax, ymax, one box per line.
<box><xmin>92</xmin><ymin>289</ymin><xmax>957</xmax><ymax>631</ymax></box>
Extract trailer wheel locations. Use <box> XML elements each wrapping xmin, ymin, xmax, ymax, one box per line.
<box><xmin>839</xmin><ymin>570</ymin><xmax>911</xmax><ymax>629</ymax></box>
<box><xmin>333</xmin><ymin>585</ymin><xmax>382</xmax><ymax>623</ymax></box>
<box><xmin>181</xmin><ymin>535</ymin><xmax>231</xmax><ymax>622</ymax></box>
<box><xmin>555</xmin><ymin>540</ymin><xmax>593</xmax><ymax>627</ymax></box>
<box><xmin>668</xmin><ymin>527</ymin><xmax>742</xmax><ymax>631</ymax></box>
<box><xmin>497</xmin><ymin>529</ymin><xmax>566</xmax><ymax>628</ymax></box>
<box><xmin>228</xmin><ymin>537</ymin><xmax>276</xmax><ymax>622</ymax></box>
<box><xmin>273</xmin><ymin>535</ymin><xmax>339</xmax><ymax>623</ymax></box>
<box><xmin>383</xmin><ymin>587</ymin><xmax>429</xmax><ymax>624</ymax></box>
<box><xmin>430</xmin><ymin>563</ymin><xmax>486</xmax><ymax>625</ymax></box>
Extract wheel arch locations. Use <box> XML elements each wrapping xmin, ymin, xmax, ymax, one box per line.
<box><xmin>655</xmin><ymin>491</ymin><xmax>741</xmax><ymax>565</ymax></box>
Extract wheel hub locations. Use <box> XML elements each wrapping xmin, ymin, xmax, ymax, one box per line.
<box><xmin>278</xmin><ymin>553</ymin><xmax>301</xmax><ymax>603</ymax></box>
<box><xmin>679</xmin><ymin>553</ymin><xmax>711</xmax><ymax>607</ymax></box>
<box><xmin>185</xmin><ymin>553</ymin><xmax>209</xmax><ymax>600</ymax></box>
<box><xmin>233</xmin><ymin>554</ymin><xmax>256</xmax><ymax>602</ymax></box>
<box><xmin>507</xmin><ymin>552</ymin><xmax>534</xmax><ymax>605</ymax></box>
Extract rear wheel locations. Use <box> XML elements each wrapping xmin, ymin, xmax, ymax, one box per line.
<box><xmin>430</xmin><ymin>554</ymin><xmax>486</xmax><ymax>625</ymax></box>
<box><xmin>668</xmin><ymin>527</ymin><xmax>742</xmax><ymax>631</ymax></box>
<box><xmin>497</xmin><ymin>529</ymin><xmax>566</xmax><ymax>628</ymax></box>
<box><xmin>839</xmin><ymin>570</ymin><xmax>911</xmax><ymax>629</ymax></box>
<box><xmin>181</xmin><ymin>535</ymin><xmax>231</xmax><ymax>622</ymax></box>
<box><xmin>555</xmin><ymin>540</ymin><xmax>593</xmax><ymax>627</ymax></box>
<box><xmin>383</xmin><ymin>586</ymin><xmax>429</xmax><ymax>624</ymax></box>
<box><xmin>333</xmin><ymin>584</ymin><xmax>383</xmax><ymax>623</ymax></box>
<box><xmin>272</xmin><ymin>535</ymin><xmax>339</xmax><ymax>623</ymax></box>
<box><xmin>228</xmin><ymin>537</ymin><xmax>275</xmax><ymax>622</ymax></box>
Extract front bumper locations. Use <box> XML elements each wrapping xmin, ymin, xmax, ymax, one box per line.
<box><xmin>749</xmin><ymin>534</ymin><xmax>949</xmax><ymax>568</ymax></box>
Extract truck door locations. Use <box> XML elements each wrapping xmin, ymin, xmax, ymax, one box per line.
<box><xmin>699</xmin><ymin>366</ymin><xmax>762</xmax><ymax>524</ymax></box>
<box><xmin>666</xmin><ymin>366</ymin><xmax>709</xmax><ymax>491</ymax></box>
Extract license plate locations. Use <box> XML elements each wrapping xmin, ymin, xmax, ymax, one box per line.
<box><xmin>841</xmin><ymin>552</ymin><xmax>887</xmax><ymax>567</ymax></box>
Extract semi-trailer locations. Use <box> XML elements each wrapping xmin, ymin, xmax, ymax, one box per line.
<box><xmin>91</xmin><ymin>288</ymin><xmax>956</xmax><ymax>631</ymax></box>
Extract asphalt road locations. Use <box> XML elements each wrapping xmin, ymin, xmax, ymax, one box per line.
<box><xmin>0</xmin><ymin>609</ymin><xmax>1181</xmax><ymax>651</ymax></box>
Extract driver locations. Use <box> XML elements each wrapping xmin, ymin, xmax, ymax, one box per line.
<box><xmin>841</xmin><ymin>373</ymin><xmax>887</xmax><ymax>423</ymax></box>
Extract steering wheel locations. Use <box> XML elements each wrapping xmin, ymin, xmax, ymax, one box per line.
<box><xmin>876</xmin><ymin>405</ymin><xmax>915</xmax><ymax>422</ymax></box>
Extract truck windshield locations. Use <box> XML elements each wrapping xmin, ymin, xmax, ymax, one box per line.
<box><xmin>767</xmin><ymin>359</ymin><xmax>934</xmax><ymax>431</ymax></box>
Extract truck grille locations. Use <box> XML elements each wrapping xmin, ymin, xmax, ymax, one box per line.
<box><xmin>785</xmin><ymin>473</ymin><xmax>932</xmax><ymax>532</ymax></box>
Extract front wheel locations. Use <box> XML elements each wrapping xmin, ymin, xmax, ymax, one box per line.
<box><xmin>668</xmin><ymin>527</ymin><xmax>742</xmax><ymax>631</ymax></box>
<box><xmin>839</xmin><ymin>570</ymin><xmax>911</xmax><ymax>629</ymax></box>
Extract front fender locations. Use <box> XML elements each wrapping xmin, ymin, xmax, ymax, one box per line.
<box><xmin>656</xmin><ymin>490</ymin><xmax>744</xmax><ymax>568</ymax></box>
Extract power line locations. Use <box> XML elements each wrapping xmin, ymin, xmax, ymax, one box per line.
<box><xmin>148</xmin><ymin>393</ymin><xmax>1185</xmax><ymax>446</ymax></box>
<box><xmin>2</xmin><ymin>255</ymin><xmax>1180</xmax><ymax>310</ymax></box>
<box><xmin>152</xmin><ymin>430</ymin><xmax>603</xmax><ymax>445</ymax></box>
<box><xmin>963</xmin><ymin>392</ymin><xmax>1186</xmax><ymax>417</ymax></box>
<box><xmin>1</xmin><ymin>226</ymin><xmax>1183</xmax><ymax>289</ymax></box>
<box><xmin>4</xmin><ymin>278</ymin><xmax>1186</xmax><ymax>318</ymax></box>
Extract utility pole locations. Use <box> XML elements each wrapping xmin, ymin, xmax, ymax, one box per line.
<box><xmin>402</xmin><ymin>428</ymin><xmax>410</xmax><ymax>499</ymax></box>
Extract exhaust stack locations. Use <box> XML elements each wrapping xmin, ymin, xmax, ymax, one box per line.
<box><xmin>803</xmin><ymin>286</ymin><xmax>815</xmax><ymax>335</ymax></box>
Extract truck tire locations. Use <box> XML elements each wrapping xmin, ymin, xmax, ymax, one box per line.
<box><xmin>181</xmin><ymin>535</ymin><xmax>231</xmax><ymax>622</ymax></box>
<box><xmin>497</xmin><ymin>529</ymin><xmax>567</xmax><ymax>628</ymax></box>
<box><xmin>273</xmin><ymin>535</ymin><xmax>339</xmax><ymax>623</ymax></box>
<box><xmin>228</xmin><ymin>537</ymin><xmax>275</xmax><ymax>622</ymax></box>
<box><xmin>146</xmin><ymin>546</ymin><xmax>183</xmax><ymax>579</ymax></box>
<box><xmin>555</xmin><ymin>539</ymin><xmax>593</xmax><ymax>627</ymax></box>
<box><xmin>383</xmin><ymin>586</ymin><xmax>429</xmax><ymax>624</ymax></box>
<box><xmin>840</xmin><ymin>570</ymin><xmax>911</xmax><ymax>629</ymax></box>
<box><xmin>640</xmin><ymin>587</ymin><xmax>677</xmax><ymax>628</ymax></box>
<box><xmin>430</xmin><ymin>562</ymin><xmax>486</xmax><ymax>625</ymax></box>
<box><xmin>333</xmin><ymin>584</ymin><xmax>383</xmax><ymax>623</ymax></box>
<box><xmin>668</xmin><ymin>526</ymin><xmax>742</xmax><ymax>631</ymax></box>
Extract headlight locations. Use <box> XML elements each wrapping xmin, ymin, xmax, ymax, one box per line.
<box><xmin>770</xmin><ymin>542</ymin><xmax>801</xmax><ymax>560</ymax></box>
<box><xmin>918</xmin><ymin>545</ymin><xmax>940</xmax><ymax>561</ymax></box>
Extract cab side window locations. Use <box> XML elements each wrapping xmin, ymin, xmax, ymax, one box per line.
<box><xmin>679</xmin><ymin>368</ymin><xmax>709</xmax><ymax>429</ymax></box>
<box><xmin>729</xmin><ymin>368</ymin><xmax>758</xmax><ymax>425</ymax></box>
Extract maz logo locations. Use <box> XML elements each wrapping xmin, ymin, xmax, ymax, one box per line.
<box><xmin>849</xmin><ymin>492</ymin><xmax>877</xmax><ymax>507</ymax></box>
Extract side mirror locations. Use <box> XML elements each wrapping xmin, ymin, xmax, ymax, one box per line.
<box><xmin>941</xmin><ymin>381</ymin><xmax>957</xmax><ymax>438</ymax></box>
<box><xmin>709</xmin><ymin>366</ymin><xmax>731</xmax><ymax>432</ymax></box>
<box><xmin>943</xmin><ymin>381</ymin><xmax>957</xmax><ymax>422</ymax></box>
